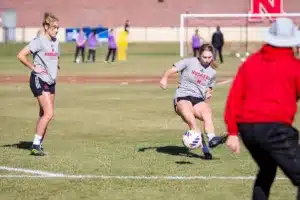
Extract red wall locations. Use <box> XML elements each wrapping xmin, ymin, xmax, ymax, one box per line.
<box><xmin>1</xmin><ymin>0</ymin><xmax>299</xmax><ymax>27</ymax></box>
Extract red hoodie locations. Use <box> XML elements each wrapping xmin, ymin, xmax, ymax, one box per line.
<box><xmin>224</xmin><ymin>44</ymin><xmax>300</xmax><ymax>136</ymax></box>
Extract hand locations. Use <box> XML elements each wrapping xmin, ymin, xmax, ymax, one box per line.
<box><xmin>205</xmin><ymin>88</ymin><xmax>213</xmax><ymax>100</ymax></box>
<box><xmin>160</xmin><ymin>77</ymin><xmax>168</xmax><ymax>90</ymax></box>
<box><xmin>33</xmin><ymin>66</ymin><xmax>47</xmax><ymax>74</ymax></box>
<box><xmin>226</xmin><ymin>135</ymin><xmax>240</xmax><ymax>154</ymax></box>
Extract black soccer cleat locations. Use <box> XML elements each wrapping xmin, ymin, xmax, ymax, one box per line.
<box><xmin>204</xmin><ymin>152</ymin><xmax>213</xmax><ymax>160</ymax></box>
<box><xmin>201</xmin><ymin>134</ymin><xmax>213</xmax><ymax>160</ymax></box>
<box><xmin>208</xmin><ymin>135</ymin><xmax>228</xmax><ymax>148</ymax></box>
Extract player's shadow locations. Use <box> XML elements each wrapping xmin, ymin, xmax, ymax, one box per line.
<box><xmin>1</xmin><ymin>141</ymin><xmax>33</xmax><ymax>150</ymax></box>
<box><xmin>138</xmin><ymin>145</ymin><xmax>208</xmax><ymax>160</ymax></box>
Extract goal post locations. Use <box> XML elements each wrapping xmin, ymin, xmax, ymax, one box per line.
<box><xmin>179</xmin><ymin>13</ymin><xmax>300</xmax><ymax>58</ymax></box>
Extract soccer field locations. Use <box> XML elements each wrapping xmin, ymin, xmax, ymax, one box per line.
<box><xmin>0</xmin><ymin>43</ymin><xmax>298</xmax><ymax>200</ymax></box>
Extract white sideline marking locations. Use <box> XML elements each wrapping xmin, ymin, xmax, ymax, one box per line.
<box><xmin>0</xmin><ymin>79</ymin><xmax>235</xmax><ymax>180</ymax></box>
<box><xmin>0</xmin><ymin>166</ymin><xmax>64</xmax><ymax>177</ymax></box>
<box><xmin>217</xmin><ymin>79</ymin><xmax>232</xmax><ymax>85</ymax></box>
<box><xmin>0</xmin><ymin>166</ymin><xmax>288</xmax><ymax>180</ymax></box>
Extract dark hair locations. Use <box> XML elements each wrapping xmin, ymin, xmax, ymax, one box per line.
<box><xmin>199</xmin><ymin>43</ymin><xmax>218</xmax><ymax>69</ymax></box>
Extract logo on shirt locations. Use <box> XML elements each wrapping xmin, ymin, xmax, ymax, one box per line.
<box><xmin>45</xmin><ymin>44</ymin><xmax>58</xmax><ymax>57</ymax></box>
<box><xmin>192</xmin><ymin>70</ymin><xmax>210</xmax><ymax>84</ymax></box>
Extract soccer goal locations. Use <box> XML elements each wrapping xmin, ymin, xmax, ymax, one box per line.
<box><xmin>179</xmin><ymin>13</ymin><xmax>300</xmax><ymax>58</ymax></box>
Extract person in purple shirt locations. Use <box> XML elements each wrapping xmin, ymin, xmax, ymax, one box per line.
<box><xmin>105</xmin><ymin>28</ymin><xmax>117</xmax><ymax>63</ymax></box>
<box><xmin>74</xmin><ymin>28</ymin><xmax>86</xmax><ymax>63</ymax></box>
<box><xmin>87</xmin><ymin>29</ymin><xmax>98</xmax><ymax>63</ymax></box>
<box><xmin>191</xmin><ymin>29</ymin><xmax>203</xmax><ymax>57</ymax></box>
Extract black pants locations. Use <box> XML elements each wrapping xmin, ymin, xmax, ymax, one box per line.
<box><xmin>105</xmin><ymin>48</ymin><xmax>116</xmax><ymax>62</ymax></box>
<box><xmin>238</xmin><ymin>123</ymin><xmax>300</xmax><ymax>200</ymax></box>
<box><xmin>87</xmin><ymin>49</ymin><xmax>96</xmax><ymax>62</ymax></box>
<box><xmin>193</xmin><ymin>47</ymin><xmax>200</xmax><ymax>57</ymax></box>
<box><xmin>74</xmin><ymin>46</ymin><xmax>85</xmax><ymax>62</ymax></box>
<box><xmin>213</xmin><ymin>46</ymin><xmax>223</xmax><ymax>63</ymax></box>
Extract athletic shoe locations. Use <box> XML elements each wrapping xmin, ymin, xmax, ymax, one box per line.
<box><xmin>30</xmin><ymin>144</ymin><xmax>45</xmax><ymax>156</ymax></box>
<box><xmin>208</xmin><ymin>135</ymin><xmax>228</xmax><ymax>148</ymax></box>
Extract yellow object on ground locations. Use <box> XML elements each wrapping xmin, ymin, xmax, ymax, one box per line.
<box><xmin>117</xmin><ymin>31</ymin><xmax>128</xmax><ymax>61</ymax></box>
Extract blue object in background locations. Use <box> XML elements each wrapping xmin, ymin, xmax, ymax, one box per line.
<box><xmin>65</xmin><ymin>26</ymin><xmax>108</xmax><ymax>42</ymax></box>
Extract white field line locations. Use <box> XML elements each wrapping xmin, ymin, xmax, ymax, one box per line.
<box><xmin>0</xmin><ymin>166</ymin><xmax>64</xmax><ymax>177</ymax></box>
<box><xmin>0</xmin><ymin>166</ymin><xmax>288</xmax><ymax>180</ymax></box>
<box><xmin>217</xmin><ymin>79</ymin><xmax>232</xmax><ymax>85</ymax></box>
<box><xmin>1</xmin><ymin>79</ymin><xmax>235</xmax><ymax>180</ymax></box>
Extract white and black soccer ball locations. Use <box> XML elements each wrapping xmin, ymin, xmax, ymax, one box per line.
<box><xmin>182</xmin><ymin>130</ymin><xmax>202</xmax><ymax>149</ymax></box>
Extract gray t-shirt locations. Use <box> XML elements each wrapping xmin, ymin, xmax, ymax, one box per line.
<box><xmin>173</xmin><ymin>57</ymin><xmax>216</xmax><ymax>100</ymax></box>
<box><xmin>27</xmin><ymin>34</ymin><xmax>60</xmax><ymax>85</ymax></box>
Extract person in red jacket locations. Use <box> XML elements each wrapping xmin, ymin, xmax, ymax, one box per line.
<box><xmin>224</xmin><ymin>17</ymin><xmax>300</xmax><ymax>200</ymax></box>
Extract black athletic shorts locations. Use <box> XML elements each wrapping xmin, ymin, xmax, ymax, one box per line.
<box><xmin>173</xmin><ymin>96</ymin><xmax>205</xmax><ymax>112</ymax></box>
<box><xmin>29</xmin><ymin>73</ymin><xmax>56</xmax><ymax>97</ymax></box>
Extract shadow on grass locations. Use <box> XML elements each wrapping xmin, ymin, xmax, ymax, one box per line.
<box><xmin>138</xmin><ymin>145</ymin><xmax>219</xmax><ymax>161</ymax></box>
<box><xmin>2</xmin><ymin>141</ymin><xmax>33</xmax><ymax>150</ymax></box>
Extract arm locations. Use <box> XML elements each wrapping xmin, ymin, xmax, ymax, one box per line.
<box><xmin>17</xmin><ymin>47</ymin><xmax>35</xmax><ymax>71</ymax></box>
<box><xmin>224</xmin><ymin>65</ymin><xmax>245</xmax><ymax>136</ymax></box>
<box><xmin>220</xmin><ymin>33</ymin><xmax>224</xmax><ymax>47</ymax></box>
<box><xmin>17</xmin><ymin>38</ymin><xmax>42</xmax><ymax>72</ymax></box>
<box><xmin>159</xmin><ymin>67</ymin><xmax>178</xmax><ymax>89</ymax></box>
<box><xmin>211</xmin><ymin>33</ymin><xmax>215</xmax><ymax>45</ymax></box>
<box><xmin>162</xmin><ymin>67</ymin><xmax>178</xmax><ymax>80</ymax></box>
<box><xmin>58</xmin><ymin>57</ymin><xmax>60</xmax><ymax>70</ymax></box>
<box><xmin>208</xmin><ymin>73</ymin><xmax>216</xmax><ymax>90</ymax></box>
<box><xmin>224</xmin><ymin>64</ymin><xmax>246</xmax><ymax>154</ymax></box>
<box><xmin>57</xmin><ymin>44</ymin><xmax>61</xmax><ymax>70</ymax></box>
<box><xmin>76</xmin><ymin>35</ymin><xmax>86</xmax><ymax>46</ymax></box>
<box><xmin>160</xmin><ymin>58</ymin><xmax>189</xmax><ymax>89</ymax></box>
<box><xmin>205</xmin><ymin>74</ymin><xmax>216</xmax><ymax>100</ymax></box>
<box><xmin>79</xmin><ymin>36</ymin><xmax>87</xmax><ymax>46</ymax></box>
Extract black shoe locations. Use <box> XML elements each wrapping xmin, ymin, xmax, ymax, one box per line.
<box><xmin>204</xmin><ymin>152</ymin><xmax>213</xmax><ymax>160</ymax></box>
<box><xmin>208</xmin><ymin>135</ymin><xmax>227</xmax><ymax>148</ymax></box>
<box><xmin>201</xmin><ymin>134</ymin><xmax>212</xmax><ymax>160</ymax></box>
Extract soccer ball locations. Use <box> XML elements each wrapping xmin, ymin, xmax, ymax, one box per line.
<box><xmin>76</xmin><ymin>57</ymin><xmax>80</xmax><ymax>63</ymax></box>
<box><xmin>182</xmin><ymin>130</ymin><xmax>202</xmax><ymax>149</ymax></box>
<box><xmin>235</xmin><ymin>53</ymin><xmax>241</xmax><ymax>58</ymax></box>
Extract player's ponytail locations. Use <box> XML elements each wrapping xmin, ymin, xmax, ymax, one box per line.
<box><xmin>199</xmin><ymin>43</ymin><xmax>218</xmax><ymax>69</ymax></box>
<box><xmin>210</xmin><ymin>60</ymin><xmax>218</xmax><ymax>69</ymax></box>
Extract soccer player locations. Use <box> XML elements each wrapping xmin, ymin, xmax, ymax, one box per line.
<box><xmin>160</xmin><ymin>44</ymin><xmax>226</xmax><ymax>159</ymax></box>
<box><xmin>87</xmin><ymin>29</ymin><xmax>98</xmax><ymax>63</ymax></box>
<box><xmin>17</xmin><ymin>12</ymin><xmax>60</xmax><ymax>156</ymax></box>
<box><xmin>211</xmin><ymin>26</ymin><xmax>224</xmax><ymax>64</ymax></box>
<box><xmin>74</xmin><ymin>28</ymin><xmax>86</xmax><ymax>63</ymax></box>
<box><xmin>225</xmin><ymin>18</ymin><xmax>300</xmax><ymax>200</ymax></box>
<box><xmin>191</xmin><ymin>29</ymin><xmax>203</xmax><ymax>57</ymax></box>
<box><xmin>105</xmin><ymin>28</ymin><xmax>117</xmax><ymax>63</ymax></box>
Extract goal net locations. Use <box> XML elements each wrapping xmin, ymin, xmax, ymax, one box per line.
<box><xmin>179</xmin><ymin>13</ymin><xmax>300</xmax><ymax>58</ymax></box>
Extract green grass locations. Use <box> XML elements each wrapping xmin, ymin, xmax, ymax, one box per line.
<box><xmin>0</xmin><ymin>43</ymin><xmax>239</xmax><ymax>77</ymax></box>
<box><xmin>0</xmin><ymin>43</ymin><xmax>298</xmax><ymax>200</ymax></box>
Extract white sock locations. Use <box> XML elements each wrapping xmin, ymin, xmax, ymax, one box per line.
<box><xmin>33</xmin><ymin>134</ymin><xmax>42</xmax><ymax>145</ymax></box>
<box><xmin>207</xmin><ymin>133</ymin><xmax>216</xmax><ymax>141</ymax></box>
